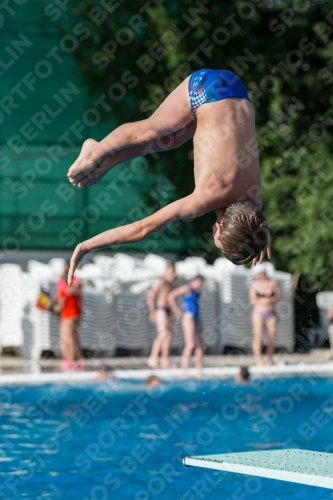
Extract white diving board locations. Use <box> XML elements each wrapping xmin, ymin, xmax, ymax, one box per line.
<box><xmin>183</xmin><ymin>449</ymin><xmax>333</xmax><ymax>489</ymax></box>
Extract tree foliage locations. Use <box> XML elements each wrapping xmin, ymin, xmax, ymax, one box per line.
<box><xmin>60</xmin><ymin>0</ymin><xmax>333</xmax><ymax>288</ymax></box>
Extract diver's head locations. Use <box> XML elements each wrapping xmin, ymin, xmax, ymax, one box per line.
<box><xmin>213</xmin><ymin>201</ymin><xmax>269</xmax><ymax>265</ymax></box>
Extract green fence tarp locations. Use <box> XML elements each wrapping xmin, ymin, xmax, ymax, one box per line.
<box><xmin>0</xmin><ymin>0</ymin><xmax>196</xmax><ymax>252</ymax></box>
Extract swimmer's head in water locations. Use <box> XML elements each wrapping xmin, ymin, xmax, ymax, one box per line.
<box><xmin>145</xmin><ymin>375</ymin><xmax>161</xmax><ymax>387</ymax></box>
<box><xmin>213</xmin><ymin>201</ymin><xmax>268</xmax><ymax>265</ymax></box>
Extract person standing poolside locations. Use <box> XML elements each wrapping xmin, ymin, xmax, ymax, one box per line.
<box><xmin>53</xmin><ymin>261</ymin><xmax>84</xmax><ymax>371</ymax></box>
<box><xmin>249</xmin><ymin>265</ymin><xmax>280</xmax><ymax>366</ymax></box>
<box><xmin>168</xmin><ymin>276</ymin><xmax>204</xmax><ymax>377</ymax></box>
<box><xmin>66</xmin><ymin>68</ymin><xmax>271</xmax><ymax>285</ymax></box>
<box><xmin>146</xmin><ymin>263</ymin><xmax>176</xmax><ymax>369</ymax></box>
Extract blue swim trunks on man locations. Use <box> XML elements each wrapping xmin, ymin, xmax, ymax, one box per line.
<box><xmin>188</xmin><ymin>68</ymin><xmax>250</xmax><ymax>114</ymax></box>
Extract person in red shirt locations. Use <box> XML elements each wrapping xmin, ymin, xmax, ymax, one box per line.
<box><xmin>54</xmin><ymin>261</ymin><xmax>84</xmax><ymax>371</ymax></box>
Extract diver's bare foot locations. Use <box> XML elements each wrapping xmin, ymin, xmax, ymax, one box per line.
<box><xmin>67</xmin><ymin>138</ymin><xmax>100</xmax><ymax>187</ymax></box>
<box><xmin>265</xmin><ymin>359</ymin><xmax>276</xmax><ymax>366</ymax></box>
<box><xmin>68</xmin><ymin>139</ymin><xmax>120</xmax><ymax>187</ymax></box>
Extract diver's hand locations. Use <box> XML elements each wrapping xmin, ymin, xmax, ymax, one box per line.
<box><xmin>252</xmin><ymin>230</ymin><xmax>271</xmax><ymax>266</ymax></box>
<box><xmin>68</xmin><ymin>242</ymin><xmax>89</xmax><ymax>285</ymax></box>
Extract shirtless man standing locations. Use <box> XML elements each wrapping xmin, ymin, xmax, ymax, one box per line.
<box><xmin>67</xmin><ymin>69</ymin><xmax>271</xmax><ymax>284</ymax></box>
<box><xmin>146</xmin><ymin>262</ymin><xmax>176</xmax><ymax>369</ymax></box>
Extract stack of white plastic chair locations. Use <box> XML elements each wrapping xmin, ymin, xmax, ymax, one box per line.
<box><xmin>142</xmin><ymin>254</ymin><xmax>167</xmax><ymax>275</ymax></box>
<box><xmin>111</xmin><ymin>253</ymin><xmax>137</xmax><ymax>282</ymax></box>
<box><xmin>214</xmin><ymin>259</ymin><xmax>252</xmax><ymax>352</ymax></box>
<box><xmin>93</xmin><ymin>255</ymin><xmax>115</xmax><ymax>275</ymax></box>
<box><xmin>200</xmin><ymin>271</ymin><xmax>220</xmax><ymax>352</ymax></box>
<box><xmin>316</xmin><ymin>291</ymin><xmax>333</xmax><ymax>345</ymax></box>
<box><xmin>80</xmin><ymin>286</ymin><xmax>116</xmax><ymax>355</ymax></box>
<box><xmin>269</xmin><ymin>269</ymin><xmax>294</xmax><ymax>351</ymax></box>
<box><xmin>35</xmin><ymin>280</ymin><xmax>60</xmax><ymax>353</ymax></box>
<box><xmin>48</xmin><ymin>258</ymin><xmax>66</xmax><ymax>277</ymax></box>
<box><xmin>175</xmin><ymin>257</ymin><xmax>207</xmax><ymax>280</ymax></box>
<box><xmin>0</xmin><ymin>264</ymin><xmax>24</xmax><ymax>349</ymax></box>
<box><xmin>113</xmin><ymin>280</ymin><xmax>154</xmax><ymax>354</ymax></box>
<box><xmin>109</xmin><ymin>254</ymin><xmax>162</xmax><ymax>353</ymax></box>
<box><xmin>26</xmin><ymin>261</ymin><xmax>60</xmax><ymax>354</ymax></box>
<box><xmin>21</xmin><ymin>272</ymin><xmax>42</xmax><ymax>361</ymax></box>
<box><xmin>77</xmin><ymin>263</ymin><xmax>103</xmax><ymax>283</ymax></box>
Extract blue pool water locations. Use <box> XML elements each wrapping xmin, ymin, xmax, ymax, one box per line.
<box><xmin>0</xmin><ymin>376</ymin><xmax>333</xmax><ymax>499</ymax></box>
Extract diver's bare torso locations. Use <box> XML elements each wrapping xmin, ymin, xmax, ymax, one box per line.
<box><xmin>192</xmin><ymin>97</ymin><xmax>261</xmax><ymax>211</ymax></box>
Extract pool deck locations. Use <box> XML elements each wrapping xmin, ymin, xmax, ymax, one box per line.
<box><xmin>0</xmin><ymin>349</ymin><xmax>332</xmax><ymax>383</ymax></box>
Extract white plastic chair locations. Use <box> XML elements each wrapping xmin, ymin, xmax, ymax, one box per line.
<box><xmin>0</xmin><ymin>264</ymin><xmax>24</xmax><ymax>348</ymax></box>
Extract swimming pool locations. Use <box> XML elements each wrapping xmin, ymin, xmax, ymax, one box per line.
<box><xmin>0</xmin><ymin>376</ymin><xmax>332</xmax><ymax>499</ymax></box>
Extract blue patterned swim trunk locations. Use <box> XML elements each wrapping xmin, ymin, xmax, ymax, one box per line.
<box><xmin>188</xmin><ymin>68</ymin><xmax>250</xmax><ymax>114</ymax></box>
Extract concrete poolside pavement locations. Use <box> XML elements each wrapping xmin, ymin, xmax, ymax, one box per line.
<box><xmin>0</xmin><ymin>349</ymin><xmax>332</xmax><ymax>374</ymax></box>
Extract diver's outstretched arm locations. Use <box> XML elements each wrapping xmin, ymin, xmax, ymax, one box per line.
<box><xmin>67</xmin><ymin>192</ymin><xmax>211</xmax><ymax>285</ymax></box>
